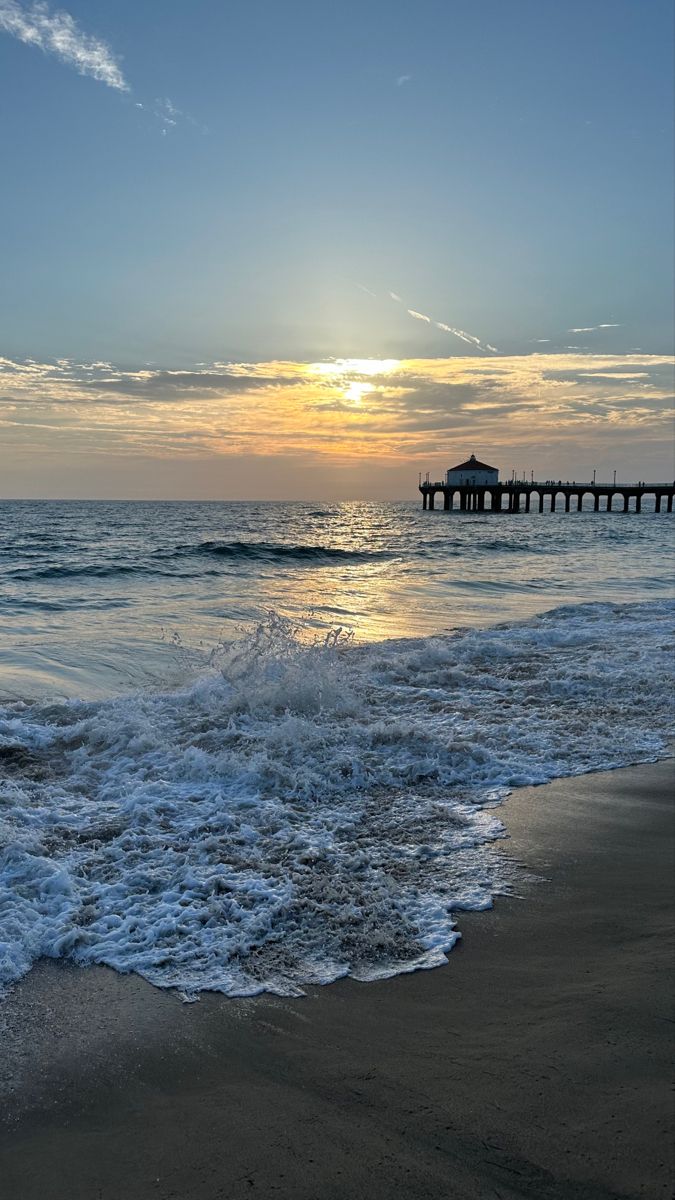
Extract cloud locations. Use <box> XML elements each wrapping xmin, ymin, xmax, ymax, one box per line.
<box><xmin>153</xmin><ymin>96</ymin><xmax>205</xmax><ymax>135</ymax></box>
<box><xmin>568</xmin><ymin>324</ymin><xmax>622</xmax><ymax>333</ymax></box>
<box><xmin>0</xmin><ymin>1</ymin><xmax>193</xmax><ymax>135</ymax></box>
<box><xmin>407</xmin><ymin>309</ymin><xmax>432</xmax><ymax>323</ymax></box>
<box><xmin>1</xmin><ymin>352</ymin><xmax>672</xmax><ymax>473</ymax></box>
<box><xmin>90</xmin><ymin>368</ymin><xmax>302</xmax><ymax>396</ymax></box>
<box><xmin>134</xmin><ymin>95</ymin><xmax>203</xmax><ymax>137</ymax></box>
<box><xmin>154</xmin><ymin>97</ymin><xmax>180</xmax><ymax>134</ymax></box>
<box><xmin>0</xmin><ymin>0</ymin><xmax>128</xmax><ymax>90</ymax></box>
<box><xmin>396</xmin><ymin>74</ymin><xmax>412</xmax><ymax>86</ymax></box>
<box><xmin>0</xmin><ymin>359</ymin><xmax>301</xmax><ymax>403</ymax></box>
<box><xmin>2</xmin><ymin>352</ymin><xmax>672</xmax><ymax>496</ymax></box>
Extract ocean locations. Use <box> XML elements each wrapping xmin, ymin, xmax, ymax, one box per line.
<box><xmin>1</xmin><ymin>499</ymin><xmax>673</xmax><ymax>998</ymax></box>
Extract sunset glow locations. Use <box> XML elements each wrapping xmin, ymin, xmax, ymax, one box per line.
<box><xmin>0</xmin><ymin>1</ymin><xmax>672</xmax><ymax>501</ymax></box>
<box><xmin>0</xmin><ymin>351</ymin><xmax>672</xmax><ymax>498</ymax></box>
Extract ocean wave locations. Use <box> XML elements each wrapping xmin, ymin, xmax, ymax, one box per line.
<box><xmin>476</xmin><ymin>539</ymin><xmax>550</xmax><ymax>554</ymax></box>
<box><xmin>415</xmin><ymin>538</ymin><xmax>548</xmax><ymax>556</ymax></box>
<box><xmin>0</xmin><ymin>596</ymin><xmax>133</xmax><ymax>614</ymax></box>
<box><xmin>6</xmin><ymin>542</ymin><xmax>390</xmax><ymax>581</ymax></box>
<box><xmin>179</xmin><ymin>540</ymin><xmax>390</xmax><ymax>564</ymax></box>
<box><xmin>6</xmin><ymin>563</ymin><xmax>142</xmax><ymax>581</ymax></box>
<box><xmin>5</xmin><ymin>563</ymin><xmax>222</xmax><ymax>583</ymax></box>
<box><xmin>0</xmin><ymin>600</ymin><xmax>673</xmax><ymax>999</ymax></box>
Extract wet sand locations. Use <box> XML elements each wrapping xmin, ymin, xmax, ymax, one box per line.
<box><xmin>1</xmin><ymin>760</ymin><xmax>673</xmax><ymax>1200</ymax></box>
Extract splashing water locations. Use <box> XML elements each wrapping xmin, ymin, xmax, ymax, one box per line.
<box><xmin>0</xmin><ymin>602</ymin><xmax>673</xmax><ymax>998</ymax></box>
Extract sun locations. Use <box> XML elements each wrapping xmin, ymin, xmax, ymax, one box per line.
<box><xmin>307</xmin><ymin>358</ymin><xmax>399</xmax><ymax>404</ymax></box>
<box><xmin>343</xmin><ymin>380</ymin><xmax>375</xmax><ymax>404</ymax></box>
<box><xmin>309</xmin><ymin>358</ymin><xmax>399</xmax><ymax>378</ymax></box>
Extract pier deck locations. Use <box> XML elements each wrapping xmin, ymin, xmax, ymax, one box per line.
<box><xmin>419</xmin><ymin>481</ymin><xmax>675</xmax><ymax>513</ymax></box>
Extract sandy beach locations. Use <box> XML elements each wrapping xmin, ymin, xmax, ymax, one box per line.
<box><xmin>0</xmin><ymin>759</ymin><xmax>673</xmax><ymax>1200</ymax></box>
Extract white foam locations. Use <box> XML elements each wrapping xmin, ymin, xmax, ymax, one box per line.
<box><xmin>0</xmin><ymin>602</ymin><xmax>673</xmax><ymax>997</ymax></box>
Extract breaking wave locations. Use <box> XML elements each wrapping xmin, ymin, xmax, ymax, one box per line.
<box><xmin>0</xmin><ymin>600</ymin><xmax>673</xmax><ymax>999</ymax></box>
<box><xmin>3</xmin><ymin>541</ymin><xmax>390</xmax><ymax>584</ymax></box>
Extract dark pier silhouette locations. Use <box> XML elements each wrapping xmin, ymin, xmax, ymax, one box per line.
<box><xmin>419</xmin><ymin>480</ymin><xmax>675</xmax><ymax>514</ymax></box>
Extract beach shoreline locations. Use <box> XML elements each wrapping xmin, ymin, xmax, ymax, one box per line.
<box><xmin>1</xmin><ymin>758</ymin><xmax>673</xmax><ymax>1199</ymax></box>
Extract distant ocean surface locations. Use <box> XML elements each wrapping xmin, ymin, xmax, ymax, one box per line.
<box><xmin>1</xmin><ymin>499</ymin><xmax>674</xmax><ymax>997</ymax></box>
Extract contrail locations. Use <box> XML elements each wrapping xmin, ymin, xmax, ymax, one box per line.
<box><xmin>409</xmin><ymin>305</ymin><xmax>497</xmax><ymax>353</ymax></box>
<box><xmin>359</xmin><ymin>284</ymin><xmax>498</xmax><ymax>353</ymax></box>
<box><xmin>568</xmin><ymin>324</ymin><xmax>622</xmax><ymax>333</ymax></box>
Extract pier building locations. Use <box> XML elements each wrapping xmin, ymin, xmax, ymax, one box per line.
<box><xmin>445</xmin><ymin>454</ymin><xmax>499</xmax><ymax>488</ymax></box>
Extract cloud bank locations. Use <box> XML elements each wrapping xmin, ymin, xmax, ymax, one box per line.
<box><xmin>1</xmin><ymin>354</ymin><xmax>672</xmax><ymax>483</ymax></box>
<box><xmin>0</xmin><ymin>0</ymin><xmax>128</xmax><ymax>90</ymax></box>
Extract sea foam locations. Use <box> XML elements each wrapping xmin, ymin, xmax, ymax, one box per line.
<box><xmin>0</xmin><ymin>601</ymin><xmax>673</xmax><ymax>997</ymax></box>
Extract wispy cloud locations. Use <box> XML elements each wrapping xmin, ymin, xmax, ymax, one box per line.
<box><xmin>154</xmin><ymin>97</ymin><xmax>180</xmax><ymax>134</ymax></box>
<box><xmin>134</xmin><ymin>96</ymin><xmax>197</xmax><ymax>136</ymax></box>
<box><xmin>568</xmin><ymin>324</ymin><xmax>622</xmax><ymax>333</ymax></box>
<box><xmin>149</xmin><ymin>96</ymin><xmax>206</xmax><ymax>136</ymax></box>
<box><xmin>396</xmin><ymin>74</ymin><xmax>412</xmax><ymax>87</ymax></box>
<box><xmin>0</xmin><ymin>1</ymin><xmax>196</xmax><ymax>136</ymax></box>
<box><xmin>388</xmin><ymin>290</ymin><xmax>498</xmax><ymax>353</ymax></box>
<box><xmin>0</xmin><ymin>0</ymin><xmax>128</xmax><ymax>90</ymax></box>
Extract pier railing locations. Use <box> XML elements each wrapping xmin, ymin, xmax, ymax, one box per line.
<box><xmin>424</xmin><ymin>480</ymin><xmax>675</xmax><ymax>490</ymax></box>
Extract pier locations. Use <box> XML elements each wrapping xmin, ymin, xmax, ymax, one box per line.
<box><xmin>419</xmin><ymin>480</ymin><xmax>675</xmax><ymax>513</ymax></box>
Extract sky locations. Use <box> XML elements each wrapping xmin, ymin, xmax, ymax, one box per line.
<box><xmin>0</xmin><ymin>0</ymin><xmax>673</xmax><ymax>499</ymax></box>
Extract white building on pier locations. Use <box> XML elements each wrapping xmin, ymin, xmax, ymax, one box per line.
<box><xmin>445</xmin><ymin>453</ymin><xmax>499</xmax><ymax>487</ymax></box>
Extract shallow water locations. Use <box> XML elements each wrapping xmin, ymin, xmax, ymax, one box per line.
<box><xmin>0</xmin><ymin>501</ymin><xmax>673</xmax><ymax>996</ymax></box>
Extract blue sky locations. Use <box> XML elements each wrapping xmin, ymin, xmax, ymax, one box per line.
<box><xmin>0</xmin><ymin>0</ymin><xmax>673</xmax><ymax>497</ymax></box>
